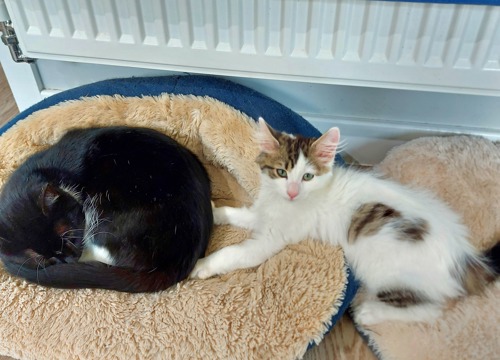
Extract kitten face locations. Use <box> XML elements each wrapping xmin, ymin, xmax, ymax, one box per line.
<box><xmin>259</xmin><ymin>149</ymin><xmax>324</xmax><ymax>201</ymax></box>
<box><xmin>256</xmin><ymin>118</ymin><xmax>339</xmax><ymax>201</ymax></box>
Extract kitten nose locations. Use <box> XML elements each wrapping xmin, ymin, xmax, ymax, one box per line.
<box><xmin>287</xmin><ymin>183</ymin><xmax>299</xmax><ymax>200</ymax></box>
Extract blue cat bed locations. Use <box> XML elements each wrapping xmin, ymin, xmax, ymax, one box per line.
<box><xmin>0</xmin><ymin>75</ymin><xmax>356</xmax><ymax>360</ymax></box>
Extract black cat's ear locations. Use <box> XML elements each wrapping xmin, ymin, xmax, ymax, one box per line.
<box><xmin>257</xmin><ymin>117</ymin><xmax>279</xmax><ymax>154</ymax></box>
<box><xmin>39</xmin><ymin>183</ymin><xmax>63</xmax><ymax>216</ymax></box>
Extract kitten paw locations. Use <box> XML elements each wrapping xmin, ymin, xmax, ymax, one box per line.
<box><xmin>189</xmin><ymin>258</ymin><xmax>215</xmax><ymax>280</ymax></box>
<box><xmin>212</xmin><ymin>207</ymin><xmax>227</xmax><ymax>225</ymax></box>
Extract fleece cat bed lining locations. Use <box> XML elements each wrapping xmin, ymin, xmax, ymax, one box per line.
<box><xmin>0</xmin><ymin>75</ymin><xmax>355</xmax><ymax>360</ymax></box>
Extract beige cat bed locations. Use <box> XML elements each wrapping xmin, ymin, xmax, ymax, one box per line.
<box><xmin>305</xmin><ymin>135</ymin><xmax>500</xmax><ymax>360</ymax></box>
<box><xmin>0</xmin><ymin>76</ymin><xmax>355</xmax><ymax>360</ymax></box>
<box><xmin>2</xmin><ymin>75</ymin><xmax>498</xmax><ymax>360</ymax></box>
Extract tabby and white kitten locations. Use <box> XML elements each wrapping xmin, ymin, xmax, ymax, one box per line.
<box><xmin>190</xmin><ymin>118</ymin><xmax>497</xmax><ymax>325</ymax></box>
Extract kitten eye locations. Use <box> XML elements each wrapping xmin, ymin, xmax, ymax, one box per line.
<box><xmin>302</xmin><ymin>173</ymin><xmax>315</xmax><ymax>181</ymax></box>
<box><xmin>276</xmin><ymin>169</ymin><xmax>288</xmax><ymax>178</ymax></box>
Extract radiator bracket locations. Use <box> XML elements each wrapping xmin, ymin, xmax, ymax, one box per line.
<box><xmin>0</xmin><ymin>20</ymin><xmax>35</xmax><ymax>63</ymax></box>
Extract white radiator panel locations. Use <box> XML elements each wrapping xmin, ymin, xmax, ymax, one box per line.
<box><xmin>4</xmin><ymin>0</ymin><xmax>500</xmax><ymax>95</ymax></box>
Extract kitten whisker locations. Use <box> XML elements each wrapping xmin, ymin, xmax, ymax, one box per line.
<box><xmin>336</xmin><ymin>139</ymin><xmax>348</xmax><ymax>154</ymax></box>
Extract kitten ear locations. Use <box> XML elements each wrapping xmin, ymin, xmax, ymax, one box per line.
<box><xmin>312</xmin><ymin>127</ymin><xmax>340</xmax><ymax>166</ymax></box>
<box><xmin>257</xmin><ymin>117</ymin><xmax>279</xmax><ymax>154</ymax></box>
<box><xmin>39</xmin><ymin>183</ymin><xmax>63</xmax><ymax>216</ymax></box>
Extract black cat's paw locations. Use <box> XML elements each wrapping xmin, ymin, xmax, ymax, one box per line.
<box><xmin>46</xmin><ymin>256</ymin><xmax>65</xmax><ymax>266</ymax></box>
<box><xmin>12</xmin><ymin>249</ymin><xmax>59</xmax><ymax>269</ymax></box>
<box><xmin>61</xmin><ymin>239</ymin><xmax>82</xmax><ymax>259</ymax></box>
<box><xmin>29</xmin><ymin>250</ymin><xmax>65</xmax><ymax>267</ymax></box>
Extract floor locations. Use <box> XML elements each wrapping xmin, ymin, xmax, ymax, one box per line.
<box><xmin>0</xmin><ymin>63</ymin><xmax>20</xmax><ymax>127</ymax></box>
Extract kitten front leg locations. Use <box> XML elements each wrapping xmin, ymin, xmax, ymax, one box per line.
<box><xmin>190</xmin><ymin>237</ymin><xmax>284</xmax><ymax>279</ymax></box>
<box><xmin>213</xmin><ymin>205</ymin><xmax>256</xmax><ymax>229</ymax></box>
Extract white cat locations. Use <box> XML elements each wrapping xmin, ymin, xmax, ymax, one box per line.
<box><xmin>190</xmin><ymin>118</ymin><xmax>496</xmax><ymax>325</ymax></box>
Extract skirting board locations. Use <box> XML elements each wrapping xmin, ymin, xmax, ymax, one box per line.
<box><xmin>308</xmin><ymin>114</ymin><xmax>500</xmax><ymax>165</ymax></box>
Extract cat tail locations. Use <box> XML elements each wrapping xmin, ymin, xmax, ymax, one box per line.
<box><xmin>1</xmin><ymin>260</ymin><xmax>185</xmax><ymax>293</ymax></box>
<box><xmin>462</xmin><ymin>242</ymin><xmax>500</xmax><ymax>295</ymax></box>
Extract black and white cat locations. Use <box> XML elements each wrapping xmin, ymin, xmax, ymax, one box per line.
<box><xmin>0</xmin><ymin>126</ymin><xmax>213</xmax><ymax>292</ymax></box>
<box><xmin>190</xmin><ymin>118</ymin><xmax>498</xmax><ymax>325</ymax></box>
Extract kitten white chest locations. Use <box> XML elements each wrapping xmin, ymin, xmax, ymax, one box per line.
<box><xmin>253</xmin><ymin>194</ymin><xmax>340</xmax><ymax>246</ymax></box>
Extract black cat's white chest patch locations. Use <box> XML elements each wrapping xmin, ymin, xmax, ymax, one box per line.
<box><xmin>79</xmin><ymin>243</ymin><xmax>115</xmax><ymax>265</ymax></box>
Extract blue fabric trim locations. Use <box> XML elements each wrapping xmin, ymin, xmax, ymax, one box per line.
<box><xmin>353</xmin><ymin>318</ymin><xmax>385</xmax><ymax>360</ymax></box>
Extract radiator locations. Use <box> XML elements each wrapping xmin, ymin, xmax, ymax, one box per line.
<box><xmin>3</xmin><ymin>0</ymin><xmax>500</xmax><ymax>96</ymax></box>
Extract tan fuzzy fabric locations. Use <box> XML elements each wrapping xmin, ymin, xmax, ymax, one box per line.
<box><xmin>361</xmin><ymin>135</ymin><xmax>500</xmax><ymax>360</ymax></box>
<box><xmin>0</xmin><ymin>95</ymin><xmax>349</xmax><ymax>360</ymax></box>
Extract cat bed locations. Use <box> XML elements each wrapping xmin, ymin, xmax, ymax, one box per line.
<box><xmin>304</xmin><ymin>135</ymin><xmax>500</xmax><ymax>360</ymax></box>
<box><xmin>0</xmin><ymin>75</ymin><xmax>356</xmax><ymax>360</ymax></box>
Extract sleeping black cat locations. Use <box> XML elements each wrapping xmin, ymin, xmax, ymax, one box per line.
<box><xmin>0</xmin><ymin>126</ymin><xmax>213</xmax><ymax>292</ymax></box>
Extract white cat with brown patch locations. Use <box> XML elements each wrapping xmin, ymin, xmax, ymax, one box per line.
<box><xmin>190</xmin><ymin>118</ymin><xmax>498</xmax><ymax>325</ymax></box>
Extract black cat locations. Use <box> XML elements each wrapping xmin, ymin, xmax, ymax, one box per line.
<box><xmin>0</xmin><ymin>126</ymin><xmax>213</xmax><ymax>292</ymax></box>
